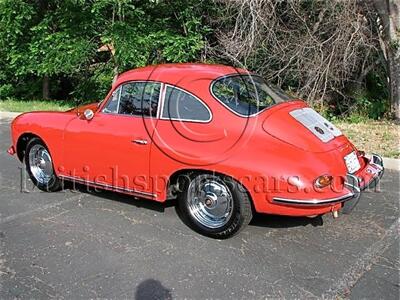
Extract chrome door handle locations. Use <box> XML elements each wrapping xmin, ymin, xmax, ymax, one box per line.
<box><xmin>132</xmin><ymin>139</ymin><xmax>148</xmax><ymax>145</ymax></box>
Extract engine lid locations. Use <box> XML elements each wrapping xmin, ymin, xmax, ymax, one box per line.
<box><xmin>262</xmin><ymin>103</ymin><xmax>349</xmax><ymax>152</ymax></box>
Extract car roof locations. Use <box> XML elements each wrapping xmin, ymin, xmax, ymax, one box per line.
<box><xmin>115</xmin><ymin>63</ymin><xmax>249</xmax><ymax>86</ymax></box>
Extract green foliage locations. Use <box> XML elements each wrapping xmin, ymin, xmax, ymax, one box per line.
<box><xmin>347</xmin><ymin>72</ymin><xmax>389</xmax><ymax>121</ymax></box>
<box><xmin>0</xmin><ymin>84</ymin><xmax>14</xmax><ymax>98</ymax></box>
<box><xmin>72</xmin><ymin>62</ymin><xmax>115</xmax><ymax>101</ymax></box>
<box><xmin>318</xmin><ymin>70</ymin><xmax>389</xmax><ymax>122</ymax></box>
<box><xmin>0</xmin><ymin>0</ymin><xmax>212</xmax><ymax>102</ymax></box>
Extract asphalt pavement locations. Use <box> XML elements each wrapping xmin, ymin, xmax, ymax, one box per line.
<box><xmin>0</xmin><ymin>116</ymin><xmax>399</xmax><ymax>299</ymax></box>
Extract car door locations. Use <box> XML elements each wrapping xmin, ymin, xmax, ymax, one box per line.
<box><xmin>61</xmin><ymin>81</ymin><xmax>161</xmax><ymax>198</ymax></box>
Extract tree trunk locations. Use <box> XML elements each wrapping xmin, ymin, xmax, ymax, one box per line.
<box><xmin>42</xmin><ymin>76</ymin><xmax>50</xmax><ymax>100</ymax></box>
<box><xmin>372</xmin><ymin>0</ymin><xmax>400</xmax><ymax>119</ymax></box>
<box><xmin>386</xmin><ymin>0</ymin><xmax>400</xmax><ymax>119</ymax></box>
<box><xmin>388</xmin><ymin>43</ymin><xmax>400</xmax><ymax>119</ymax></box>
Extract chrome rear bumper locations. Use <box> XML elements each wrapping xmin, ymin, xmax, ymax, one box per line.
<box><xmin>342</xmin><ymin>153</ymin><xmax>384</xmax><ymax>213</ymax></box>
<box><xmin>272</xmin><ymin>154</ymin><xmax>384</xmax><ymax>210</ymax></box>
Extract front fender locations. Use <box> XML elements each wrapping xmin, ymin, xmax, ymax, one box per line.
<box><xmin>10</xmin><ymin>112</ymin><xmax>76</xmax><ymax>172</ymax></box>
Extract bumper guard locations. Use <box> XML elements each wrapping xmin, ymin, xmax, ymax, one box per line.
<box><xmin>342</xmin><ymin>153</ymin><xmax>384</xmax><ymax>213</ymax></box>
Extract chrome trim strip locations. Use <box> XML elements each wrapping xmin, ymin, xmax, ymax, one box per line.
<box><xmin>156</xmin><ymin>82</ymin><xmax>166</xmax><ymax>119</ymax></box>
<box><xmin>272</xmin><ymin>192</ymin><xmax>355</xmax><ymax>206</ymax></box>
<box><xmin>116</xmin><ymin>83</ymin><xmax>122</xmax><ymax>114</ymax></box>
<box><xmin>59</xmin><ymin>175</ymin><xmax>157</xmax><ymax>199</ymax></box>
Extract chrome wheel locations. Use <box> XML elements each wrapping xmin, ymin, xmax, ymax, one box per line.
<box><xmin>28</xmin><ymin>144</ymin><xmax>53</xmax><ymax>184</ymax></box>
<box><xmin>187</xmin><ymin>176</ymin><xmax>233</xmax><ymax>229</ymax></box>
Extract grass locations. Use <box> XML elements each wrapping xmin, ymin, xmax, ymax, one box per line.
<box><xmin>333</xmin><ymin>119</ymin><xmax>400</xmax><ymax>158</ymax></box>
<box><xmin>1</xmin><ymin>99</ymin><xmax>399</xmax><ymax>158</ymax></box>
<box><xmin>0</xmin><ymin>99</ymin><xmax>73</xmax><ymax>112</ymax></box>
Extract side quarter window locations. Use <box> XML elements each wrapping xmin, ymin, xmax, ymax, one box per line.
<box><xmin>103</xmin><ymin>86</ymin><xmax>121</xmax><ymax>113</ymax></box>
<box><xmin>162</xmin><ymin>86</ymin><xmax>211</xmax><ymax>122</ymax></box>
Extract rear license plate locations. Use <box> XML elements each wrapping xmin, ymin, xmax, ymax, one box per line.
<box><xmin>344</xmin><ymin>151</ymin><xmax>361</xmax><ymax>174</ymax></box>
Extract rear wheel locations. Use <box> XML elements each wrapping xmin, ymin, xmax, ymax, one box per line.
<box><xmin>25</xmin><ymin>138</ymin><xmax>62</xmax><ymax>192</ymax></box>
<box><xmin>178</xmin><ymin>173</ymin><xmax>253</xmax><ymax>238</ymax></box>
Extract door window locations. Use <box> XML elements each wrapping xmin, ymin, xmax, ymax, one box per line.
<box><xmin>119</xmin><ymin>82</ymin><xmax>160</xmax><ymax>117</ymax></box>
<box><xmin>102</xmin><ymin>82</ymin><xmax>161</xmax><ymax>117</ymax></box>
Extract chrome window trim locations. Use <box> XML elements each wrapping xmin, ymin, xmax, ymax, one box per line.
<box><xmin>116</xmin><ymin>84</ymin><xmax>122</xmax><ymax>113</ymax></box>
<box><xmin>155</xmin><ymin>83</ymin><xmax>165</xmax><ymax>119</ymax></box>
<box><xmin>101</xmin><ymin>80</ymin><xmax>162</xmax><ymax>118</ymax></box>
<box><xmin>160</xmin><ymin>84</ymin><xmax>212</xmax><ymax>123</ymax></box>
<box><xmin>209</xmin><ymin>73</ymin><xmax>289</xmax><ymax>118</ymax></box>
<box><xmin>59</xmin><ymin>175</ymin><xmax>157</xmax><ymax>199</ymax></box>
<box><xmin>96</xmin><ymin>111</ymin><xmax>158</xmax><ymax>120</ymax></box>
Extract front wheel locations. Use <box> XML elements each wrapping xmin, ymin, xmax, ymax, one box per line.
<box><xmin>25</xmin><ymin>137</ymin><xmax>62</xmax><ymax>192</ymax></box>
<box><xmin>178</xmin><ymin>174</ymin><xmax>253</xmax><ymax>239</ymax></box>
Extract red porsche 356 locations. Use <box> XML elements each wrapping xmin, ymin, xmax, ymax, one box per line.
<box><xmin>8</xmin><ymin>64</ymin><xmax>384</xmax><ymax>238</ymax></box>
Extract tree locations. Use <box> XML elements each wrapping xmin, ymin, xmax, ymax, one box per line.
<box><xmin>211</xmin><ymin>1</ymin><xmax>379</xmax><ymax>107</ymax></box>
<box><xmin>371</xmin><ymin>0</ymin><xmax>399</xmax><ymax>119</ymax></box>
<box><xmin>0</xmin><ymin>0</ymin><xmax>212</xmax><ymax>101</ymax></box>
<box><xmin>208</xmin><ymin>0</ymin><xmax>399</xmax><ymax>119</ymax></box>
<box><xmin>0</xmin><ymin>0</ymin><xmax>96</xmax><ymax>99</ymax></box>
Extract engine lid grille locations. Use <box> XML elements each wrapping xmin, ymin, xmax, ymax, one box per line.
<box><xmin>289</xmin><ymin>108</ymin><xmax>342</xmax><ymax>143</ymax></box>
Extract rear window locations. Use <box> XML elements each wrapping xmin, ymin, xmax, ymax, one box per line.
<box><xmin>211</xmin><ymin>75</ymin><xmax>291</xmax><ymax>116</ymax></box>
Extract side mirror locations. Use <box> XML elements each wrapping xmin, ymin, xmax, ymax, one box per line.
<box><xmin>83</xmin><ymin>109</ymin><xmax>94</xmax><ymax>121</ymax></box>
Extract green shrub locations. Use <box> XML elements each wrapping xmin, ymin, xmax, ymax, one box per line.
<box><xmin>0</xmin><ymin>84</ymin><xmax>14</xmax><ymax>99</ymax></box>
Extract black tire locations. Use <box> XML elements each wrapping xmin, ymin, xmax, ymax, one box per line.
<box><xmin>178</xmin><ymin>173</ymin><xmax>253</xmax><ymax>239</ymax></box>
<box><xmin>24</xmin><ymin>137</ymin><xmax>62</xmax><ymax>192</ymax></box>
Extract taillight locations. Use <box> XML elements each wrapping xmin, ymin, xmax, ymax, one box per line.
<box><xmin>314</xmin><ymin>175</ymin><xmax>333</xmax><ymax>188</ymax></box>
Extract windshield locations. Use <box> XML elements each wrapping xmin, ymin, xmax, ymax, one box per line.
<box><xmin>211</xmin><ymin>74</ymin><xmax>291</xmax><ymax>116</ymax></box>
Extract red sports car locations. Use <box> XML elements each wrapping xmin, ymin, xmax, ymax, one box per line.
<box><xmin>8</xmin><ymin>63</ymin><xmax>384</xmax><ymax>238</ymax></box>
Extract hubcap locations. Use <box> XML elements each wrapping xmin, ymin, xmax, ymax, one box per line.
<box><xmin>28</xmin><ymin>144</ymin><xmax>53</xmax><ymax>184</ymax></box>
<box><xmin>187</xmin><ymin>176</ymin><xmax>233</xmax><ymax>229</ymax></box>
